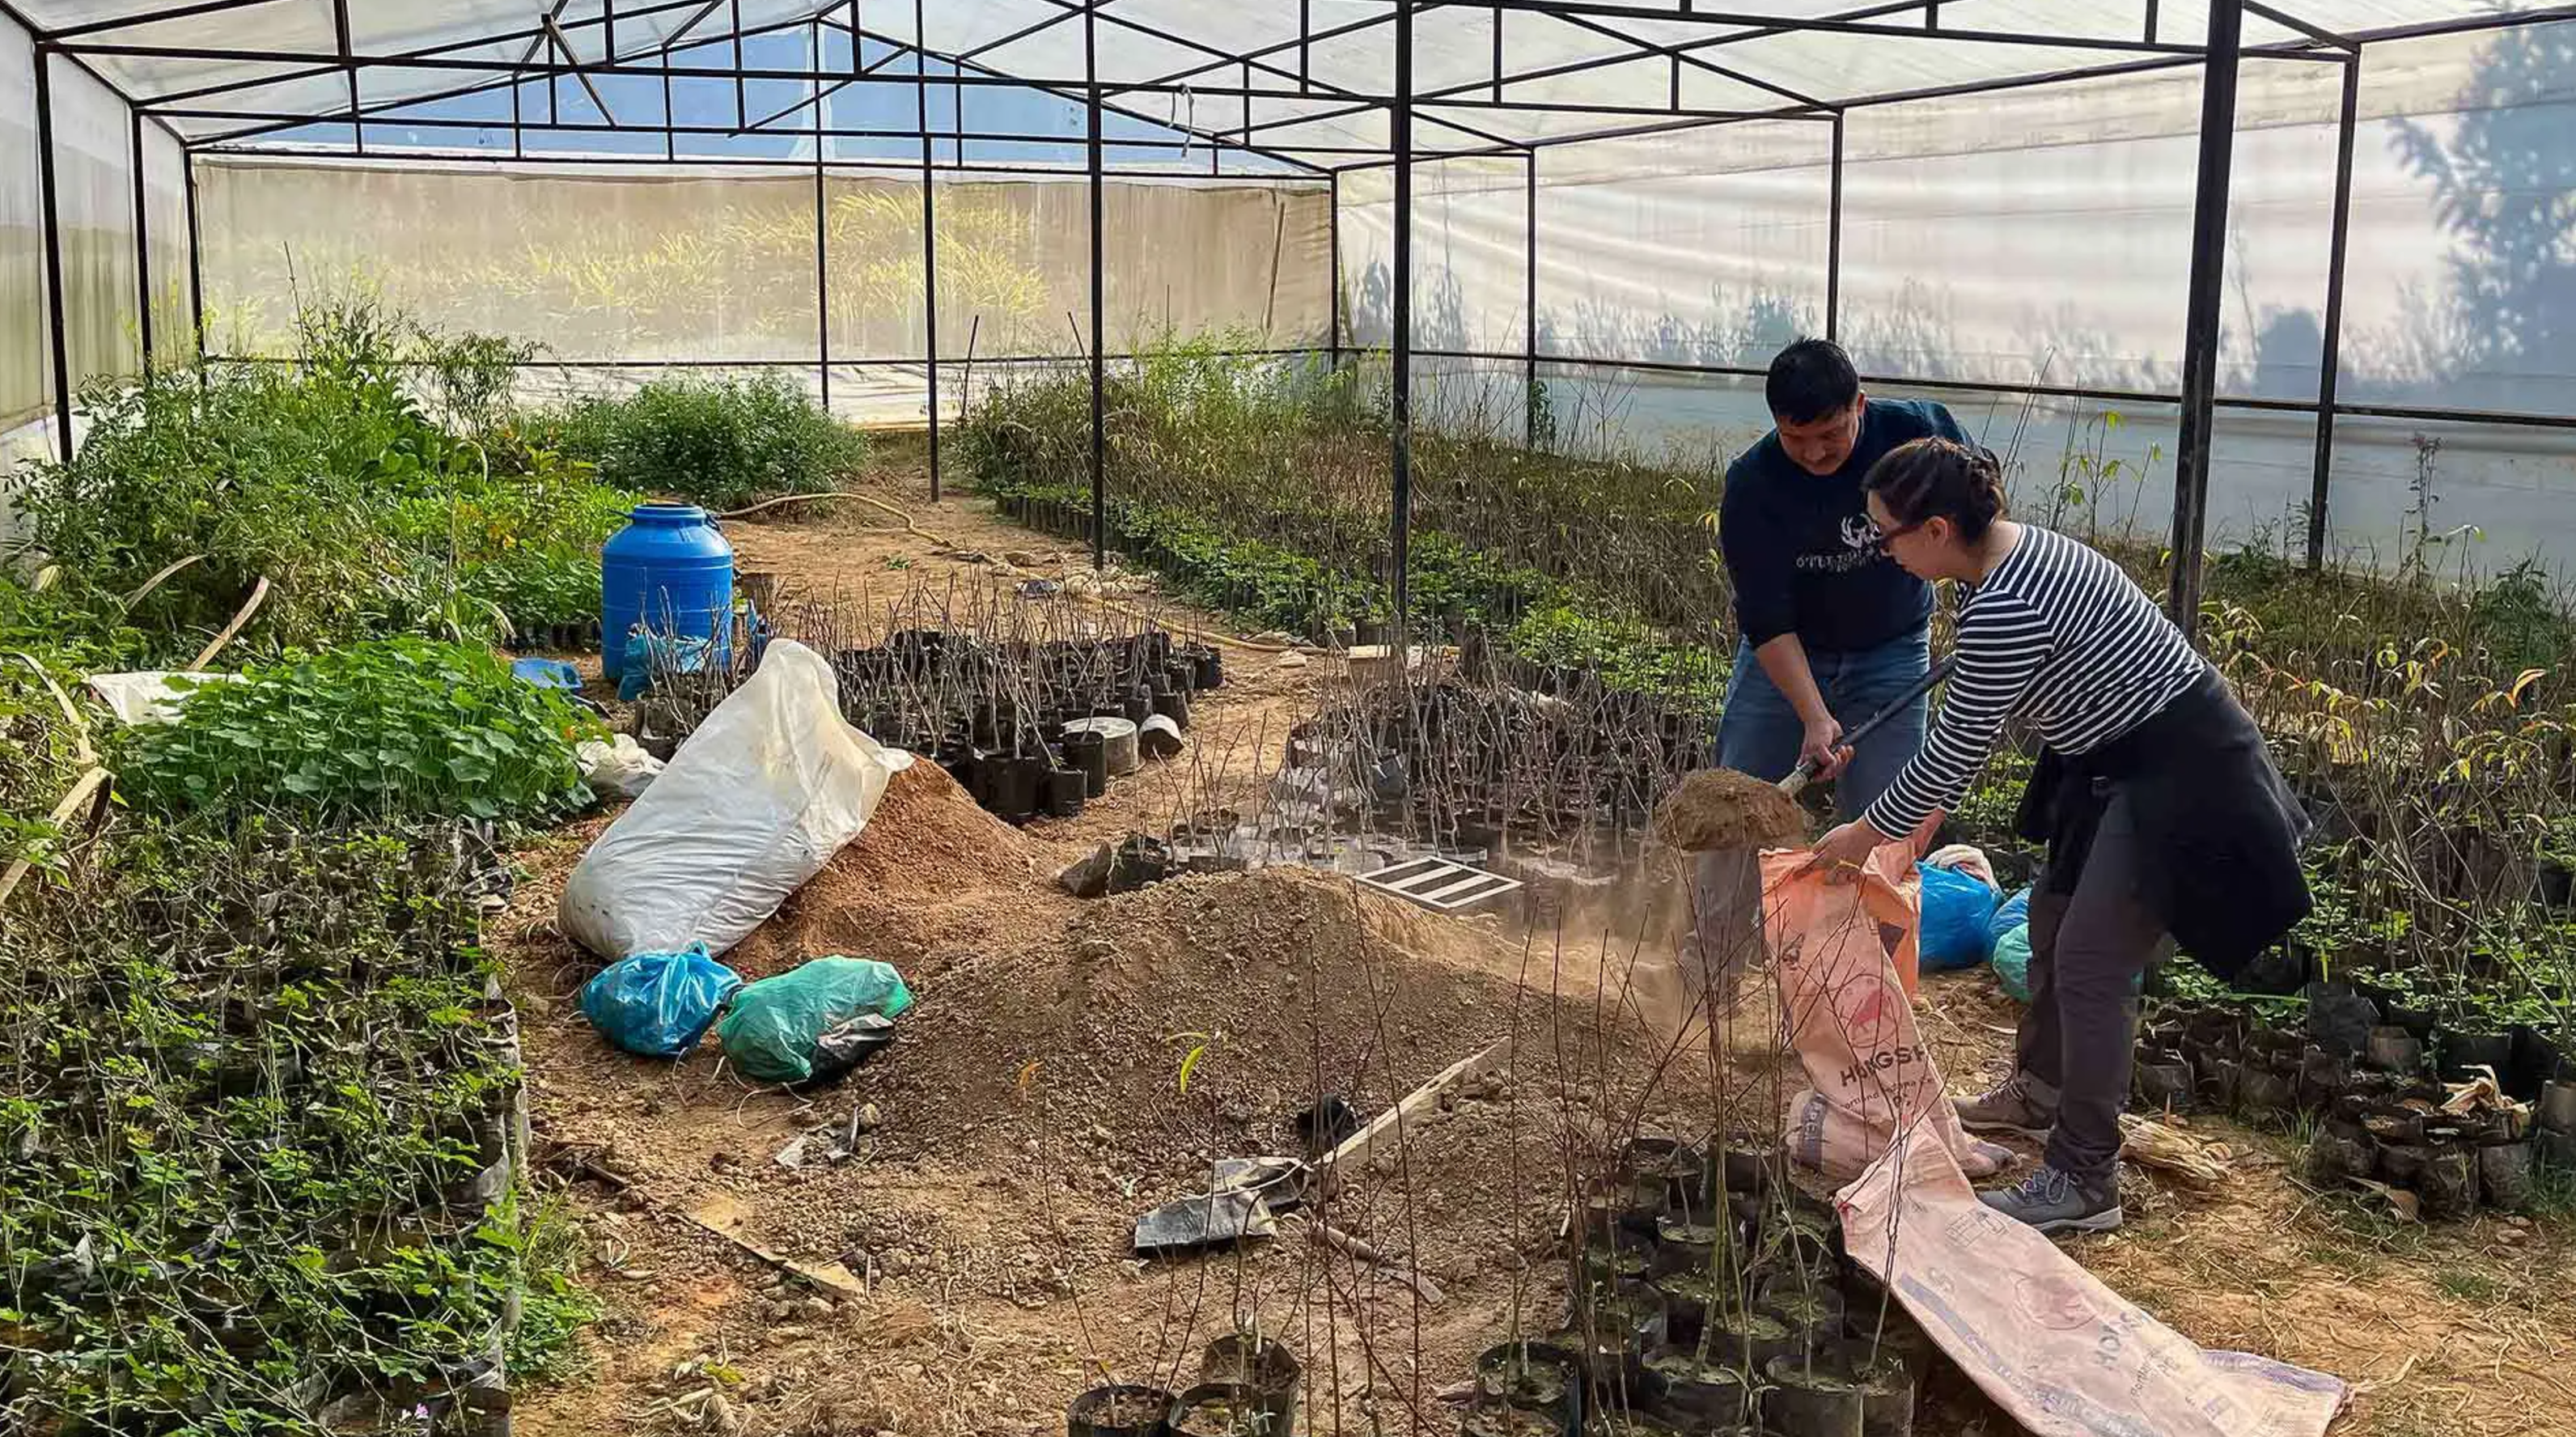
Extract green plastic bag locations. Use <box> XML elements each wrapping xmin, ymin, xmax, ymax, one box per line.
<box><xmin>1993</xmin><ymin>922</ymin><xmax>2033</xmax><ymax>1003</ymax></box>
<box><xmin>717</xmin><ymin>957</ymin><xmax>914</xmax><ymax>1083</ymax></box>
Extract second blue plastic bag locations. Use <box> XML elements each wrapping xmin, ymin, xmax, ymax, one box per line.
<box><xmin>1916</xmin><ymin>861</ymin><xmax>2002</xmax><ymax>971</ymax></box>
<box><xmin>580</xmin><ymin>944</ymin><xmax>744</xmax><ymax>1058</ymax></box>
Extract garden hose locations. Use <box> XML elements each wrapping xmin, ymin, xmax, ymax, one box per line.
<box><xmin>715</xmin><ymin>490</ymin><xmax>1303</xmax><ymax>655</ymax></box>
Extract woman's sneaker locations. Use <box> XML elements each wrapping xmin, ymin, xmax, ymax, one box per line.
<box><xmin>1953</xmin><ymin>1073</ymin><xmax>2057</xmax><ymax>1141</ymax></box>
<box><xmin>1977</xmin><ymin>1164</ymin><xmax>2123</xmax><ymax>1235</ymax></box>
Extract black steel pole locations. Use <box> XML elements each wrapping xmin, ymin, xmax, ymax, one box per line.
<box><xmin>1825</xmin><ymin>110</ymin><xmax>1843</xmax><ymax>342</ymax></box>
<box><xmin>1392</xmin><ymin>0</ymin><xmax>1414</xmax><ymax>625</ymax></box>
<box><xmin>2306</xmin><ymin>52</ymin><xmax>2360</xmax><ymax>571</ymax></box>
<box><xmin>1087</xmin><ymin>0</ymin><xmax>1107</xmax><ymax>571</ymax></box>
<box><xmin>1327</xmin><ymin>169</ymin><xmax>1341</xmax><ymax>371</ymax></box>
<box><xmin>813</xmin><ymin>19</ymin><xmax>830</xmax><ymax>411</ymax></box>
<box><xmin>333</xmin><ymin>0</ymin><xmax>358</xmax><ymax>153</ymax></box>
<box><xmin>2167</xmin><ymin>0</ymin><xmax>2242</xmax><ymax>634</ymax></box>
<box><xmin>917</xmin><ymin>0</ymin><xmax>939</xmax><ymax>500</ymax></box>
<box><xmin>34</xmin><ymin>50</ymin><xmax>74</xmax><ymax>464</ymax></box>
<box><xmin>184</xmin><ymin>144</ymin><xmax>205</xmax><ymax>368</ymax></box>
<box><xmin>132</xmin><ymin>109</ymin><xmax>154</xmax><ymax>373</ymax></box>
<box><xmin>1523</xmin><ymin>147</ymin><xmax>1538</xmax><ymax>446</ymax></box>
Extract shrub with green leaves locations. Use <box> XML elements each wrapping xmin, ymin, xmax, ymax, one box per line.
<box><xmin>541</xmin><ymin>373</ymin><xmax>868</xmax><ymax>511</ymax></box>
<box><xmin>2</xmin><ymin>819</ymin><xmax>591</xmax><ymax>1431</ymax></box>
<box><xmin>119</xmin><ymin>638</ymin><xmax>600</xmax><ymax>824</ymax></box>
<box><xmin>14</xmin><ymin>299</ymin><xmax>640</xmax><ymax>660</ymax></box>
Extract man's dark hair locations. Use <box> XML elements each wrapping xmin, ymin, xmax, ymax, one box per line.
<box><xmin>1765</xmin><ymin>338</ymin><xmax>1861</xmax><ymax>426</ymax></box>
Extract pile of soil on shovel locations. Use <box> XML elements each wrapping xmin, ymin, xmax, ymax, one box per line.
<box><xmin>724</xmin><ymin>761</ymin><xmax>1047</xmax><ymax>977</ymax></box>
<box><xmin>1654</xmin><ymin>769</ymin><xmax>1810</xmax><ymax>854</ymax></box>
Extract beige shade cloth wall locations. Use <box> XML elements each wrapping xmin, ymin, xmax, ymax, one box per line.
<box><xmin>49</xmin><ymin>56</ymin><xmax>142</xmax><ymax>397</ymax></box>
<box><xmin>2</xmin><ymin>15</ymin><xmax>48</xmax><ymax>438</ymax></box>
<box><xmin>141</xmin><ymin>119</ymin><xmax>194</xmax><ymax>369</ymax></box>
<box><xmin>198</xmin><ymin>156</ymin><xmax>1330</xmax><ymax>367</ymax></box>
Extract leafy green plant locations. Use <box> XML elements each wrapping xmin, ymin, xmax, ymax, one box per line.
<box><xmin>118</xmin><ymin>638</ymin><xmax>600</xmax><ymax>824</ymax></box>
<box><xmin>540</xmin><ymin>374</ymin><xmax>867</xmax><ymax>511</ymax></box>
<box><xmin>2</xmin><ymin>819</ymin><xmax>591</xmax><ymax>1432</ymax></box>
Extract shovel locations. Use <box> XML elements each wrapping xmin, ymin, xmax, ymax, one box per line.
<box><xmin>1777</xmin><ymin>655</ymin><xmax>1957</xmax><ymax>798</ymax></box>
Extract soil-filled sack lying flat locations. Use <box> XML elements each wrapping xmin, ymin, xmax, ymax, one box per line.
<box><xmin>1840</xmin><ymin>1124</ymin><xmax>2348</xmax><ymax>1437</ymax></box>
<box><xmin>1761</xmin><ymin>843</ymin><xmax>2006</xmax><ymax>1181</ymax></box>
<box><xmin>561</xmin><ymin>640</ymin><xmax>911</xmax><ymax>959</ymax></box>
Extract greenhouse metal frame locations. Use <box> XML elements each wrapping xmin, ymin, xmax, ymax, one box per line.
<box><xmin>6</xmin><ymin>0</ymin><xmax>2573</xmax><ymax>629</ymax></box>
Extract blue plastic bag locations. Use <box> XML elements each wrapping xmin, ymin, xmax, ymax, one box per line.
<box><xmin>1991</xmin><ymin>885</ymin><xmax>2032</xmax><ymax>945</ymax></box>
<box><xmin>512</xmin><ymin>657</ymin><xmax>583</xmax><ymax>690</ymax></box>
<box><xmin>580</xmin><ymin>945</ymin><xmax>744</xmax><ymax>1058</ymax></box>
<box><xmin>1916</xmin><ymin>861</ymin><xmax>2002</xmax><ymax>971</ymax></box>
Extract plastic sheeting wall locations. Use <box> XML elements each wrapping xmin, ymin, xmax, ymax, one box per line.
<box><xmin>2</xmin><ymin>16</ymin><xmax>45</xmax><ymax>447</ymax></box>
<box><xmin>195</xmin><ymin>155</ymin><xmax>1332</xmax><ymax>420</ymax></box>
<box><xmin>50</xmin><ymin>59</ymin><xmax>140</xmax><ymax>399</ymax></box>
<box><xmin>1338</xmin><ymin>20</ymin><xmax>2576</xmax><ymax>574</ymax></box>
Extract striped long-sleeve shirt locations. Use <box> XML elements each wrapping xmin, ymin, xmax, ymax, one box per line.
<box><xmin>1861</xmin><ymin>524</ymin><xmax>2204</xmax><ymax>839</ymax></box>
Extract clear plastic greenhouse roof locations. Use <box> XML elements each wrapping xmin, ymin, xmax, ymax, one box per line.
<box><xmin>17</xmin><ymin>0</ymin><xmax>2562</xmax><ymax>159</ymax></box>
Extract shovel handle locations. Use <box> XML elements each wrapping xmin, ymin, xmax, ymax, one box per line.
<box><xmin>1776</xmin><ymin>655</ymin><xmax>1957</xmax><ymax>798</ymax></box>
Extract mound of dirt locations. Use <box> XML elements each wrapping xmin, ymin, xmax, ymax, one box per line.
<box><xmin>849</xmin><ymin>867</ymin><xmax>1697</xmax><ymax>1179</ymax></box>
<box><xmin>1654</xmin><ymin>769</ymin><xmax>1809</xmax><ymax>853</ymax></box>
<box><xmin>725</xmin><ymin>761</ymin><xmax>1049</xmax><ymax>977</ymax></box>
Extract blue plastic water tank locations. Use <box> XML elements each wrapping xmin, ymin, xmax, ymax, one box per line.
<box><xmin>600</xmin><ymin>503</ymin><xmax>735</xmax><ymax>680</ymax></box>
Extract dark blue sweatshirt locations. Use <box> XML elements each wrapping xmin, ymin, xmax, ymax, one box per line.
<box><xmin>1718</xmin><ymin>397</ymin><xmax>1968</xmax><ymax>654</ymax></box>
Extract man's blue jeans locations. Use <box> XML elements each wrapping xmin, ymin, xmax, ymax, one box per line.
<box><xmin>1714</xmin><ymin>629</ymin><xmax>1931</xmax><ymax>823</ymax></box>
<box><xmin>1684</xmin><ymin>630</ymin><xmax>1932</xmax><ymax>1003</ymax></box>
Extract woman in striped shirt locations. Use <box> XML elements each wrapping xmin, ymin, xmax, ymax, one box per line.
<box><xmin>1806</xmin><ymin>438</ymin><xmax>2311</xmax><ymax>1234</ymax></box>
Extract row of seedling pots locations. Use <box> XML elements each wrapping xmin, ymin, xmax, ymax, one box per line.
<box><xmin>1065</xmin><ymin>1333</ymin><xmax>1300</xmax><ymax>1437</ymax></box>
<box><xmin>2136</xmin><ymin>1000</ymin><xmax>2576</xmax><ymax>1219</ymax></box>
<box><xmin>1540</xmin><ymin>1137</ymin><xmax>1928</xmax><ymax>1437</ymax></box>
<box><xmin>503</xmin><ymin>617</ymin><xmax>604</xmax><ymax>653</ymax></box>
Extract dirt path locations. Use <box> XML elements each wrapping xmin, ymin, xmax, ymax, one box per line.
<box><xmin>500</xmin><ymin>442</ymin><xmax>2575</xmax><ymax>1437</ymax></box>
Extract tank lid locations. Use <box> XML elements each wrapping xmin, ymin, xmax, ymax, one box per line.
<box><xmin>630</xmin><ymin>502</ymin><xmax>710</xmax><ymax>523</ymax></box>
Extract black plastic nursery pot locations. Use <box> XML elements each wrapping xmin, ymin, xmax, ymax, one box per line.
<box><xmin>1761</xmin><ymin>1354</ymin><xmax>1867</xmax><ymax>1437</ymax></box>
<box><xmin>2542</xmin><ymin>1079</ymin><xmax>2576</xmax><ymax>1135</ymax></box>
<box><xmin>1760</xmin><ymin>1286</ymin><xmax>1848</xmax><ymax>1354</ymax></box>
<box><xmin>2508</xmin><ymin>1025</ymin><xmax>2573</xmax><ymax>1099</ymax></box>
<box><xmin>2417</xmin><ymin>1142</ymin><xmax>2479</xmax><ymax>1221</ymax></box>
<box><xmin>1069</xmin><ymin>1384</ymin><xmax>1179</xmax><ymax>1437</ymax></box>
<box><xmin>1063</xmin><ymin>730</ymin><xmax>1110</xmax><ymax>799</ymax></box>
<box><xmin>1640</xmin><ymin>1348</ymin><xmax>1753</xmax><ymax>1427</ymax></box>
<box><xmin>2306</xmin><ymin>1117</ymin><xmax>2377</xmax><ymax>1185</ymax></box>
<box><xmin>1701</xmin><ymin>1308</ymin><xmax>1803</xmax><ymax>1375</ymax></box>
<box><xmin>1565</xmin><ymin>1282</ymin><xmax>1669</xmax><ymax>1392</ymax></box>
<box><xmin>1156</xmin><ymin>688</ymin><xmax>1193</xmax><ymax>731</ymax></box>
<box><xmin>2304</xmin><ymin>981</ymin><xmax>2379</xmax><ymax>1058</ymax></box>
<box><xmin>1648</xmin><ymin>1217</ymin><xmax>1722</xmax><ymax>1278</ymax></box>
<box><xmin>2131</xmin><ymin>1047</ymin><xmax>2193</xmax><ymax>1112</ymax></box>
<box><xmin>1045</xmin><ymin>766</ymin><xmax>1088</xmax><ymax>819</ymax></box>
<box><xmin>1649</xmin><ymin>1270</ymin><xmax>1726</xmax><ymax>1349</ymax></box>
<box><xmin>2478</xmin><ymin>1140</ymin><xmax>2536</xmax><ymax>1214</ymax></box>
<box><xmin>1815</xmin><ymin>1341</ymin><xmax>1916</xmax><ymax>1437</ymax></box>
<box><xmin>1173</xmin><ymin>1384</ymin><xmax>1281</xmax><ymax>1437</ymax></box>
<box><xmin>1473</xmin><ymin>1343</ymin><xmax>1582</xmax><ymax>1437</ymax></box>
<box><xmin>1201</xmin><ymin>1332</ymin><xmax>1300</xmax><ymax>1432</ymax></box>
<box><xmin>2439</xmin><ymin>1025</ymin><xmax>2516</xmax><ymax>1084</ymax></box>
<box><xmin>2364</xmin><ymin>1024</ymin><xmax>2426</xmax><ymax>1074</ymax></box>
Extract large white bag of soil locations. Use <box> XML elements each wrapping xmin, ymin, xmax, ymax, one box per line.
<box><xmin>561</xmin><ymin>640</ymin><xmax>909</xmax><ymax>959</ymax></box>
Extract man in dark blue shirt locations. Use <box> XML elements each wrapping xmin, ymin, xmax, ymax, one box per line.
<box><xmin>1715</xmin><ymin>338</ymin><xmax>1967</xmax><ymax>817</ymax></box>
